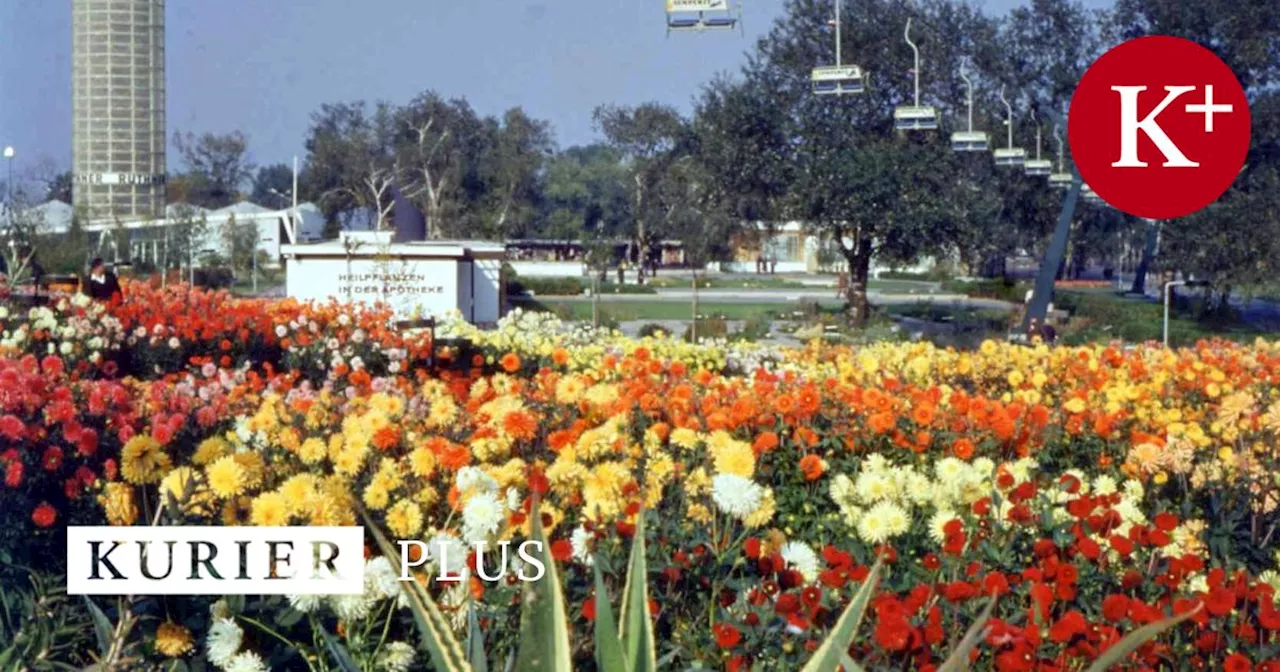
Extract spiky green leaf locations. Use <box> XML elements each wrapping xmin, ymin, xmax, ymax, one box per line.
<box><xmin>801</xmin><ymin>558</ymin><xmax>884</xmax><ymax>672</ymax></box>
<box><xmin>318</xmin><ymin>625</ymin><xmax>360</xmax><ymax>672</ymax></box>
<box><xmin>513</xmin><ymin>496</ymin><xmax>573</xmax><ymax>671</ymax></box>
<box><xmin>467</xmin><ymin>599</ymin><xmax>490</xmax><ymax>672</ymax></box>
<box><xmin>937</xmin><ymin>595</ymin><xmax>997</xmax><ymax>672</ymax></box>
<box><xmin>591</xmin><ymin>559</ymin><xmax>628</xmax><ymax>672</ymax></box>
<box><xmin>1083</xmin><ymin>604</ymin><xmax>1201</xmax><ymax>672</ymax></box>
<box><xmin>617</xmin><ymin>510</ymin><xmax>657</xmax><ymax>672</ymax></box>
<box><xmin>81</xmin><ymin>596</ymin><xmax>113</xmax><ymax>657</ymax></box>
<box><xmin>358</xmin><ymin>505</ymin><xmax>472</xmax><ymax>672</ymax></box>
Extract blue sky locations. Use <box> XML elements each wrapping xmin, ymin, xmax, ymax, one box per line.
<box><xmin>0</xmin><ymin>0</ymin><xmax>1110</xmax><ymax>176</ymax></box>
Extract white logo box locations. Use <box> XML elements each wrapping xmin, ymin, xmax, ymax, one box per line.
<box><xmin>67</xmin><ymin>526</ymin><xmax>366</xmax><ymax>596</ymax></box>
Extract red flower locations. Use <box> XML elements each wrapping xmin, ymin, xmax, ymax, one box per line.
<box><xmin>41</xmin><ymin>446</ymin><xmax>63</xmax><ymax>472</ymax></box>
<box><xmin>922</xmin><ymin>553</ymin><xmax>941</xmax><ymax>570</ymax></box>
<box><xmin>1102</xmin><ymin>594</ymin><xmax>1129</xmax><ymax>622</ymax></box>
<box><xmin>744</xmin><ymin>537</ymin><xmax>762</xmax><ymax>559</ymax></box>
<box><xmin>713</xmin><ymin>623</ymin><xmax>742</xmax><ymax>649</ymax></box>
<box><xmin>31</xmin><ymin>502</ymin><xmax>57</xmax><ymax>528</ymax></box>
<box><xmin>1153</xmin><ymin>512</ymin><xmax>1179</xmax><ymax>531</ymax></box>
<box><xmin>582</xmin><ymin>596</ymin><xmax>596</xmax><ymax>621</ymax></box>
<box><xmin>1049</xmin><ymin>610</ymin><xmax>1087</xmax><ymax>643</ymax></box>
<box><xmin>774</xmin><ymin>593</ymin><xmax>801</xmax><ymax>615</ymax></box>
<box><xmin>1108</xmin><ymin>535</ymin><xmax>1134</xmax><ymax>557</ymax></box>
<box><xmin>550</xmin><ymin>540</ymin><xmax>572</xmax><ymax>562</ymax></box>
<box><xmin>1206</xmin><ymin>587</ymin><xmax>1236</xmax><ymax>617</ymax></box>
<box><xmin>4</xmin><ymin>460</ymin><xmax>22</xmax><ymax>488</ymax></box>
<box><xmin>1224</xmin><ymin>653</ymin><xmax>1252</xmax><ymax>672</ymax></box>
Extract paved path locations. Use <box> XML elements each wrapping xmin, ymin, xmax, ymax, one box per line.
<box><xmin>548</xmin><ymin>289</ymin><xmax>1015</xmax><ymax>312</ymax></box>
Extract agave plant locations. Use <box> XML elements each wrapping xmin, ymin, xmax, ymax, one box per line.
<box><xmin>359</xmin><ymin>502</ymin><xmax>1191</xmax><ymax>671</ymax></box>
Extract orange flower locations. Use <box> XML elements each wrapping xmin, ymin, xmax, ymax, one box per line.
<box><xmin>753</xmin><ymin>431</ymin><xmax>779</xmax><ymax>454</ymax></box>
<box><xmin>503</xmin><ymin>410</ymin><xmax>537</xmax><ymax>441</ymax></box>
<box><xmin>868</xmin><ymin>411</ymin><xmax>896</xmax><ymax>434</ymax></box>
<box><xmin>372</xmin><ymin>425</ymin><xmax>400</xmax><ymax>451</ymax></box>
<box><xmin>952</xmin><ymin>438</ymin><xmax>975</xmax><ymax>461</ymax></box>
<box><xmin>551</xmin><ymin>348</ymin><xmax>569</xmax><ymax>366</ymax></box>
<box><xmin>911</xmin><ymin>403</ymin><xmax>935</xmax><ymax>427</ymax></box>
<box><xmin>500</xmin><ymin>353</ymin><xmax>522</xmax><ymax>373</ymax></box>
<box><xmin>799</xmin><ymin>454</ymin><xmax>825</xmax><ymax>481</ymax></box>
<box><xmin>774</xmin><ymin>394</ymin><xmax>797</xmax><ymax>415</ymax></box>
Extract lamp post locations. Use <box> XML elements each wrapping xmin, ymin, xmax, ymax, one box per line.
<box><xmin>1163</xmin><ymin>279</ymin><xmax>1210</xmax><ymax>347</ymax></box>
<box><xmin>3</xmin><ymin>146</ymin><xmax>13</xmax><ymax>203</ymax></box>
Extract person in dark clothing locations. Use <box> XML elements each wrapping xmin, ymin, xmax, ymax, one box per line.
<box><xmin>85</xmin><ymin>257</ymin><xmax>123</xmax><ymax>302</ymax></box>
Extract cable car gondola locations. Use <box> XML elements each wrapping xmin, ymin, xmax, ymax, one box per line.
<box><xmin>1024</xmin><ymin>110</ymin><xmax>1052</xmax><ymax>176</ymax></box>
<box><xmin>993</xmin><ymin>86</ymin><xmax>1026</xmax><ymax>167</ymax></box>
<box><xmin>1048</xmin><ymin>123</ymin><xmax>1072</xmax><ymax>188</ymax></box>
<box><xmin>892</xmin><ymin>19</ymin><xmax>937</xmax><ymax>131</ymax></box>
<box><xmin>810</xmin><ymin>0</ymin><xmax>865</xmax><ymax>96</ymax></box>
<box><xmin>951</xmin><ymin>69</ymin><xmax>989</xmax><ymax>151</ymax></box>
<box><xmin>666</xmin><ymin>0</ymin><xmax>741</xmax><ymax>34</ymax></box>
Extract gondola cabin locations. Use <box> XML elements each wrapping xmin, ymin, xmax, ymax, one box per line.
<box><xmin>811</xmin><ymin>65</ymin><xmax>865</xmax><ymax>95</ymax></box>
<box><xmin>1024</xmin><ymin>159</ymin><xmax>1053</xmax><ymax>177</ymax></box>
<box><xmin>993</xmin><ymin>147</ymin><xmax>1027</xmax><ymax>167</ymax></box>
<box><xmin>666</xmin><ymin>0</ymin><xmax>739</xmax><ymax>33</ymax></box>
<box><xmin>951</xmin><ymin>130</ymin><xmax>989</xmax><ymax>152</ymax></box>
<box><xmin>894</xmin><ymin>106</ymin><xmax>939</xmax><ymax>132</ymax></box>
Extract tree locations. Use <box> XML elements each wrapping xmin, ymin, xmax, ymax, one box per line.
<box><xmin>1113</xmin><ymin>0</ymin><xmax>1280</xmax><ymax>298</ymax></box>
<box><xmin>393</xmin><ymin>92</ymin><xmax>486</xmax><ymax>239</ymax></box>
<box><xmin>301</xmin><ymin>101</ymin><xmax>400</xmax><ymax>231</ymax></box>
<box><xmin>593</xmin><ymin>103</ymin><xmax>693</xmax><ymax>283</ymax></box>
<box><xmin>24</xmin><ymin>157</ymin><xmax>73</xmax><ymax>204</ymax></box>
<box><xmin>251</xmin><ymin>163</ymin><xmax>295</xmax><ymax>207</ymax></box>
<box><xmin>219</xmin><ymin>213</ymin><xmax>260</xmax><ymax>276</ymax></box>
<box><xmin>166</xmin><ymin>203</ymin><xmax>212</xmax><ymax>278</ymax></box>
<box><xmin>172</xmin><ymin>130</ymin><xmax>256</xmax><ymax>209</ymax></box>
<box><xmin>469</xmin><ymin>107</ymin><xmax>555</xmax><ymax>239</ymax></box>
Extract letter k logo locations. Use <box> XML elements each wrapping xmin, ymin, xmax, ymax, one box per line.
<box><xmin>1110</xmin><ymin>86</ymin><xmax>1199</xmax><ymax>168</ymax></box>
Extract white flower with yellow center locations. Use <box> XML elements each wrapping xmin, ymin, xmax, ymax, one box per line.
<box><xmin>780</xmin><ymin>542</ymin><xmax>819</xmax><ymax>583</ymax></box>
<box><xmin>711</xmin><ymin>474</ymin><xmax>764</xmax><ymax>520</ymax></box>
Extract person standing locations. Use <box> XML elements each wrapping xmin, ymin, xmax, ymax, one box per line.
<box><xmin>85</xmin><ymin>257</ymin><xmax>123</xmax><ymax>302</ymax></box>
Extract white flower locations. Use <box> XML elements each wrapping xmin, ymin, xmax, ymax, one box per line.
<box><xmin>711</xmin><ymin>473</ymin><xmax>764</xmax><ymax>520</ymax></box>
<box><xmin>224</xmin><ymin>650</ymin><xmax>268</xmax><ymax>672</ymax></box>
<box><xmin>1092</xmin><ymin>474</ymin><xmax>1118</xmax><ymax>496</ymax></box>
<box><xmin>168</xmin><ymin>336</ymin><xmax>181</xmax><ymax>349</ymax></box>
<box><xmin>780</xmin><ymin>541</ymin><xmax>819</xmax><ymax>582</ymax></box>
<box><xmin>858</xmin><ymin>500</ymin><xmax>910</xmax><ymax>544</ymax></box>
<box><xmin>275</xmin><ymin>324</ymin><xmax>288</xmax><ymax>338</ymax></box>
<box><xmin>380</xmin><ymin>641</ymin><xmax>416</xmax><ymax>672</ymax></box>
<box><xmin>928</xmin><ymin>509</ymin><xmax>959</xmax><ymax>544</ymax></box>
<box><xmin>855</xmin><ymin>470</ymin><xmax>897</xmax><ymax>503</ymax></box>
<box><xmin>505</xmin><ymin>487</ymin><xmax>521</xmax><ymax>511</ymax></box>
<box><xmin>205</xmin><ymin>618</ymin><xmax>243</xmax><ymax>668</ymax></box>
<box><xmin>570</xmin><ymin>525</ymin><xmax>593</xmax><ymax>563</ymax></box>
<box><xmin>366</xmin><ymin>556</ymin><xmax>401</xmax><ymax>600</ymax></box>
<box><xmin>330</xmin><ymin>590</ymin><xmax>376</xmax><ymax>622</ymax></box>
<box><xmin>352</xmin><ymin>329</ymin><xmax>366</xmax><ymax>343</ymax></box>
<box><xmin>59</xmin><ymin>341</ymin><xmax>73</xmax><ymax>355</ymax></box>
<box><xmin>456</xmin><ymin>466</ymin><xmax>498</xmax><ymax>494</ymax></box>
<box><xmin>426</xmin><ymin>533</ymin><xmax>470</xmax><ymax>577</ymax></box>
<box><xmin>285</xmin><ymin>593</ymin><xmax>322</xmax><ymax>613</ymax></box>
<box><xmin>462</xmin><ymin>491</ymin><xmax>505</xmax><ymax>543</ymax></box>
<box><xmin>829</xmin><ymin>473</ymin><xmax>856</xmax><ymax>507</ymax></box>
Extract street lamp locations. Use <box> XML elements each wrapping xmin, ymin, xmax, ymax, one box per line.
<box><xmin>268</xmin><ymin>188</ymin><xmax>291</xmax><ymax>209</ymax></box>
<box><xmin>3</xmin><ymin>146</ymin><xmax>13</xmax><ymax>203</ymax></box>
<box><xmin>1163</xmin><ymin>279</ymin><xmax>1210</xmax><ymax>347</ymax></box>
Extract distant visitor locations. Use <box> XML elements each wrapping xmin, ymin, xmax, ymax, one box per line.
<box><xmin>85</xmin><ymin>258</ymin><xmax>123</xmax><ymax>302</ymax></box>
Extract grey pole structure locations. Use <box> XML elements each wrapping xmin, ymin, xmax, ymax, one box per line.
<box><xmin>1020</xmin><ymin>169</ymin><xmax>1082</xmax><ymax>337</ymax></box>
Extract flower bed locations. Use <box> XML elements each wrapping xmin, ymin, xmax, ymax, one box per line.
<box><xmin>2</xmin><ymin>283</ymin><xmax>1279</xmax><ymax>670</ymax></box>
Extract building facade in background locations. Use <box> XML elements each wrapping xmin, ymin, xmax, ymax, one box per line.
<box><xmin>72</xmin><ymin>0</ymin><xmax>166</xmax><ymax>222</ymax></box>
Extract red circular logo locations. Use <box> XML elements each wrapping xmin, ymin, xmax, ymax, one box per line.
<box><xmin>1068</xmin><ymin>36</ymin><xmax>1250</xmax><ymax>220</ymax></box>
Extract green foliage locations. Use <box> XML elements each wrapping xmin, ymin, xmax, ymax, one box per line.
<box><xmin>0</xmin><ymin>567</ymin><xmax>97</xmax><ymax>670</ymax></box>
<box><xmin>683</xmin><ymin>317</ymin><xmax>729</xmax><ymax>343</ymax></box>
<box><xmin>636</xmin><ymin>323</ymin><xmax>670</xmax><ymax>339</ymax></box>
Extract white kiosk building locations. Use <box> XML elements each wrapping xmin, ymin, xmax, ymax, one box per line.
<box><xmin>279</xmin><ymin>231</ymin><xmax>506</xmax><ymax>325</ymax></box>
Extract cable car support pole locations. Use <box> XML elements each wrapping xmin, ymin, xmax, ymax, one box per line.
<box><xmin>906</xmin><ymin>19</ymin><xmax>919</xmax><ymax>107</ymax></box>
<box><xmin>1021</xmin><ymin>168</ymin><xmax>1081</xmax><ymax>337</ymax></box>
<box><xmin>835</xmin><ymin>0</ymin><xmax>841</xmax><ymax>67</ymax></box>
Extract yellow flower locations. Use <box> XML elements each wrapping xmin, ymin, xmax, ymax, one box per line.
<box><xmin>363</xmin><ymin>483</ymin><xmax>390</xmax><ymax>511</ymax></box>
<box><xmin>1153</xmin><ymin>471</ymin><xmax>1169</xmax><ymax>485</ymax></box>
<box><xmin>1218</xmin><ymin>446</ymin><xmax>1235</xmax><ymax>463</ymax></box>
<box><xmin>250</xmin><ymin>492</ymin><xmax>289</xmax><ymax>526</ymax></box>
<box><xmin>154</xmin><ymin>621</ymin><xmax>194</xmax><ymax>657</ymax></box>
<box><xmin>206</xmin><ymin>455</ymin><xmax>247</xmax><ymax>499</ymax></box>
<box><xmin>386</xmin><ymin>499</ymin><xmax>424</xmax><ymax>538</ymax></box>
<box><xmin>120</xmin><ymin>435</ymin><xmax>170</xmax><ymax>485</ymax></box>
<box><xmin>687</xmin><ymin>502</ymin><xmax>713</xmax><ymax>524</ymax></box>
<box><xmin>278</xmin><ymin>474</ymin><xmax>319</xmax><ymax>515</ymax></box>
<box><xmin>159</xmin><ymin>467</ymin><xmax>214</xmax><ymax>515</ymax></box>
<box><xmin>297</xmin><ymin>437</ymin><xmax>327</xmax><ymax>464</ymax></box>
<box><xmin>192</xmin><ymin>437</ymin><xmax>230</xmax><ymax>466</ymax></box>
<box><xmin>99</xmin><ymin>482</ymin><xmax>138</xmax><ymax>526</ymax></box>
<box><xmin>232</xmin><ymin>452</ymin><xmax>266</xmax><ymax>491</ymax></box>
<box><xmin>1063</xmin><ymin>398</ymin><xmax>1087</xmax><ymax>415</ymax></box>
<box><xmin>744</xmin><ymin>489</ymin><xmax>776</xmax><ymax>528</ymax></box>
<box><xmin>713</xmin><ymin>441</ymin><xmax>755</xmax><ymax>478</ymax></box>
<box><xmin>670</xmin><ymin>427</ymin><xmax>701</xmax><ymax>450</ymax></box>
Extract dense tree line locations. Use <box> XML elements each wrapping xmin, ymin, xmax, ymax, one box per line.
<box><xmin>103</xmin><ymin>0</ymin><xmax>1275</xmax><ymax>321</ymax></box>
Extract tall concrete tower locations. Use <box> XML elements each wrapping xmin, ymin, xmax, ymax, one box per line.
<box><xmin>71</xmin><ymin>0</ymin><xmax>166</xmax><ymax>222</ymax></box>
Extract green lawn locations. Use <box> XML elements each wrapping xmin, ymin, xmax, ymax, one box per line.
<box><xmin>646</xmin><ymin>276</ymin><xmax>809</xmax><ymax>290</ymax></box>
<box><xmin>1054</xmin><ymin>290</ymin><xmax>1263</xmax><ymax>346</ymax></box>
